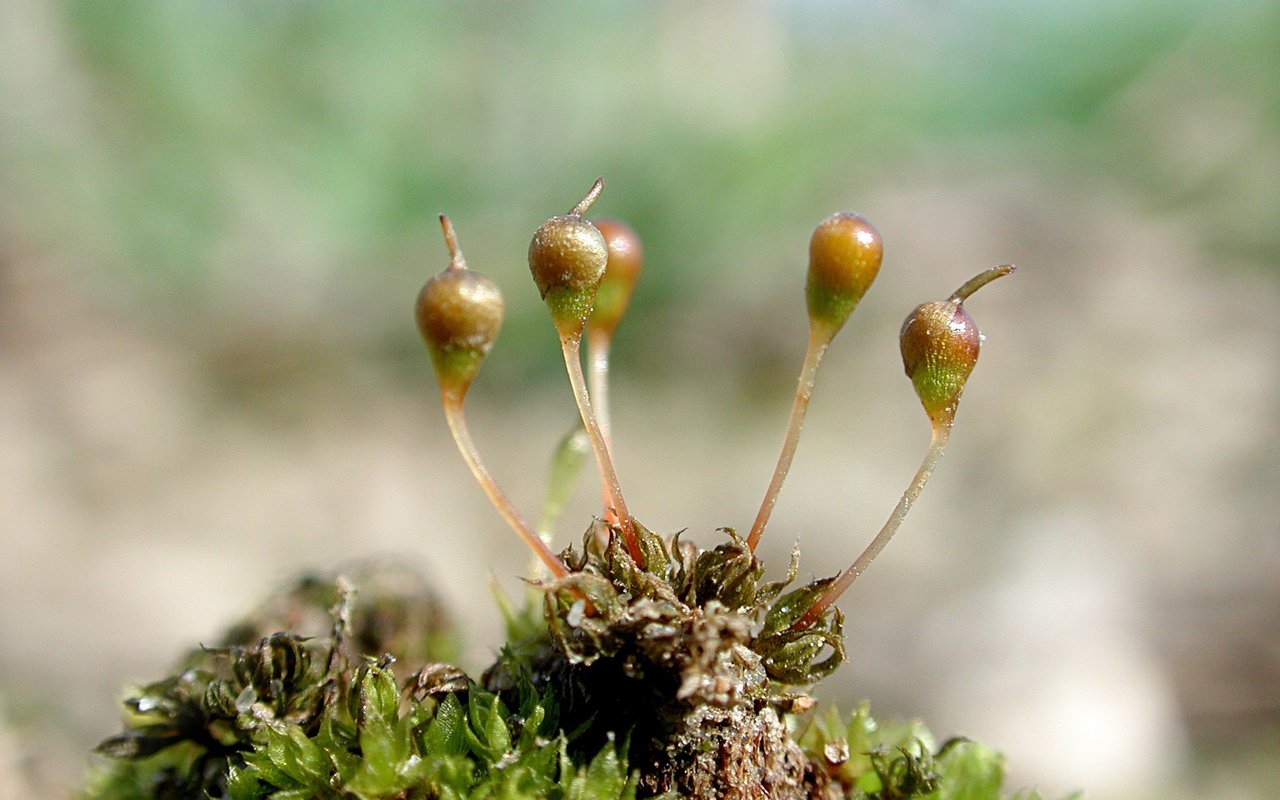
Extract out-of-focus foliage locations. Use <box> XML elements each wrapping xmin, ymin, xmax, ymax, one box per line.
<box><xmin>5</xmin><ymin>1</ymin><xmax>1277</xmax><ymax>383</ymax></box>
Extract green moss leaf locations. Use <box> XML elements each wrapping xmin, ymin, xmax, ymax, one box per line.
<box><xmin>936</xmin><ymin>739</ymin><xmax>1006</xmax><ymax>800</ymax></box>
<box><xmin>423</xmin><ymin>693</ymin><xmax>468</xmax><ymax>756</ymax></box>
<box><xmin>92</xmin><ymin>726</ymin><xmax>184</xmax><ymax>760</ymax></box>
<box><xmin>465</xmin><ymin>690</ymin><xmax>511</xmax><ymax>767</ymax></box>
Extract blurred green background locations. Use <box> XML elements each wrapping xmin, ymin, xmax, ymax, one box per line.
<box><xmin>2</xmin><ymin>1</ymin><xmax>1278</xmax><ymax>798</ymax></box>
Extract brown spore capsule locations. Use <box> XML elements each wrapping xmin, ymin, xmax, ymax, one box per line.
<box><xmin>588</xmin><ymin>218</ymin><xmax>643</xmax><ymax>339</ymax></box>
<box><xmin>806</xmin><ymin>212</ymin><xmax>883</xmax><ymax>338</ymax></box>
<box><xmin>899</xmin><ymin>299</ymin><xmax>980</xmax><ymax>427</ymax></box>
<box><xmin>416</xmin><ymin>217</ymin><xmax>504</xmax><ymax>400</ymax></box>
<box><xmin>529</xmin><ymin>180</ymin><xmax>609</xmax><ymax>339</ymax></box>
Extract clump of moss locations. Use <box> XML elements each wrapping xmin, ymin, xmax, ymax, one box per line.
<box><xmin>84</xmin><ymin>181</ymin><xmax>1058</xmax><ymax>799</ymax></box>
<box><xmin>83</xmin><ymin>582</ymin><xmax>643</xmax><ymax>800</ymax></box>
<box><xmin>84</xmin><ymin>567</ymin><xmax>1044</xmax><ymax>800</ymax></box>
<box><xmin>484</xmin><ymin>523</ymin><xmax>842</xmax><ymax>798</ymax></box>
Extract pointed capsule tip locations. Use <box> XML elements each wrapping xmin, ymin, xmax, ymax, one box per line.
<box><xmin>569</xmin><ymin>178</ymin><xmax>606</xmax><ymax>216</ymax></box>
<box><xmin>438</xmin><ymin>214</ymin><xmax>466</xmax><ymax>270</ymax></box>
<box><xmin>949</xmin><ymin>264</ymin><xmax>1015</xmax><ymax>303</ymax></box>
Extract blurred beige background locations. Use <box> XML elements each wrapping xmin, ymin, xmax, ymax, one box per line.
<box><xmin>2</xmin><ymin>1</ymin><xmax>1278</xmax><ymax>798</ymax></box>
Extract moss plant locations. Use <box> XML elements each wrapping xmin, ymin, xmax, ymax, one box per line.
<box><xmin>83</xmin><ymin>181</ymin><xmax>1057</xmax><ymax>800</ymax></box>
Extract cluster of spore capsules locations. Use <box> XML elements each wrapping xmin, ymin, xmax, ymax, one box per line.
<box><xmin>415</xmin><ymin>178</ymin><xmax>1014</xmax><ymax>631</ymax></box>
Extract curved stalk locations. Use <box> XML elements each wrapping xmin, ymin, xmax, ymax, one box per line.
<box><xmin>561</xmin><ymin>334</ymin><xmax>641</xmax><ymax>565</ymax></box>
<box><xmin>441</xmin><ymin>394</ymin><xmax>569</xmax><ymax>579</ymax></box>
<box><xmin>747</xmin><ymin>326</ymin><xmax>830</xmax><ymax>552</ymax></box>
<box><xmin>586</xmin><ymin>329</ymin><xmax>617</xmax><ymax>523</ymax></box>
<box><xmin>587</xmin><ymin>329</ymin><xmax>614</xmax><ymax>449</ymax></box>
<box><xmin>791</xmin><ymin>423</ymin><xmax>952</xmax><ymax>630</ymax></box>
